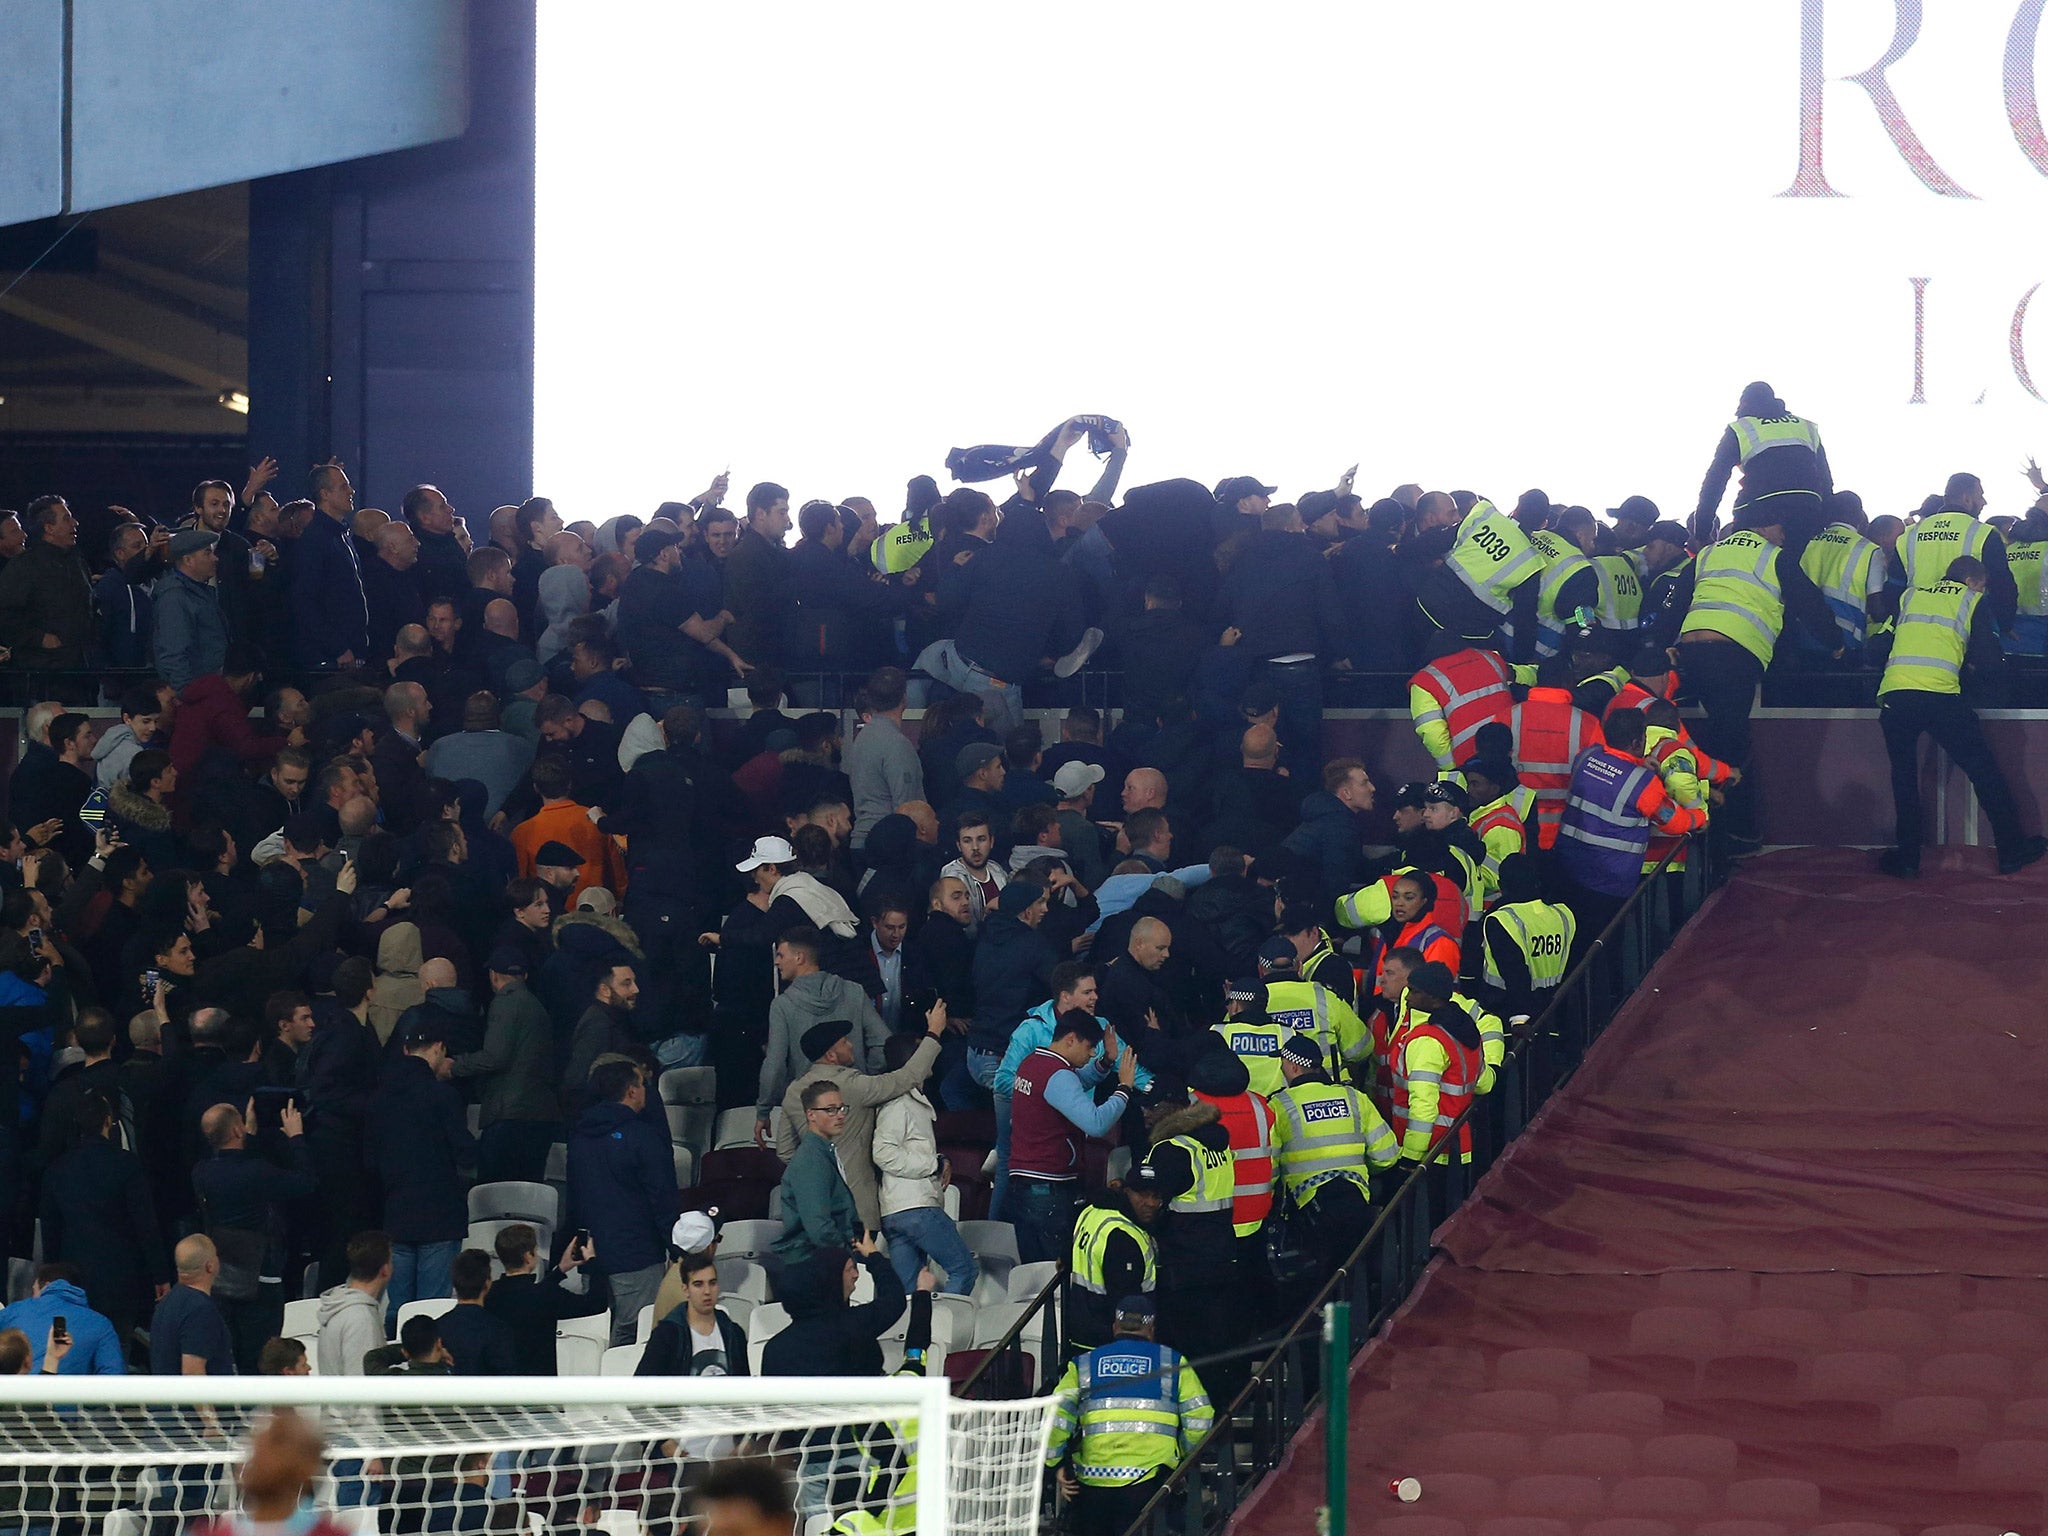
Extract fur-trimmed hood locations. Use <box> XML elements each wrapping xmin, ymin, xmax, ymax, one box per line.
<box><xmin>107</xmin><ymin>779</ymin><xmax>171</xmax><ymax>831</ymax></box>
<box><xmin>551</xmin><ymin>908</ymin><xmax>642</xmax><ymax>958</ymax></box>
<box><xmin>1147</xmin><ymin>1098</ymin><xmax>1221</xmax><ymax>1149</ymax></box>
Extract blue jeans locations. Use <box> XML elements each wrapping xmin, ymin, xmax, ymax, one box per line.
<box><xmin>957</xmin><ymin>1049</ymin><xmax>1012</xmax><ymax>1219</ymax></box>
<box><xmin>386</xmin><ymin>1239</ymin><xmax>458</xmax><ymax>1330</ymax></box>
<box><xmin>914</xmin><ymin>639</ymin><xmax>1023</xmax><ymax>734</ymax></box>
<box><xmin>654</xmin><ymin>1030</ymin><xmax>710</xmax><ymax>1068</ymax></box>
<box><xmin>882</xmin><ymin>1207</ymin><xmax>979</xmax><ymax>1295</ymax></box>
<box><xmin>1005</xmin><ymin>1177</ymin><xmax>1076</xmax><ymax>1267</ymax></box>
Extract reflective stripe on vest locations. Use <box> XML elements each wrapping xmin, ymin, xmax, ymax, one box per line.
<box><xmin>1557</xmin><ymin>747</ymin><xmax>1657</xmax><ymax>878</ymax></box>
<box><xmin>872</xmin><ymin>522</ymin><xmax>934</xmax><ymax>574</ymax></box>
<box><xmin>1530</xmin><ymin>531</ymin><xmax>1595</xmax><ymax>656</ymax></box>
<box><xmin>1397</xmin><ymin>1020</ymin><xmax>1486</xmax><ymax>1158</ymax></box>
<box><xmin>1682</xmin><ymin>529</ymin><xmax>1784</xmax><ymax>665</ymax></box>
<box><xmin>1072</xmin><ymin>1341</ymin><xmax>1186</xmax><ymax>1482</ymax></box>
<box><xmin>1879</xmin><ymin>581</ymin><xmax>1978</xmax><ymax>699</ymax></box>
<box><xmin>1900</xmin><ymin>512</ymin><xmax>1991</xmax><ymax>591</ymax></box>
<box><xmin>1263</xmin><ymin>981</ymin><xmax>1333</xmax><ymax>1072</ymax></box>
<box><xmin>1482</xmin><ymin>899</ymin><xmax>1574</xmax><ymax>992</ymax></box>
<box><xmin>1446</xmin><ymin>501</ymin><xmax>1545</xmax><ymax>614</ymax></box>
<box><xmin>1595</xmin><ymin>553</ymin><xmax>1644</xmax><ymax>630</ymax></box>
<box><xmin>1159</xmin><ymin>1133</ymin><xmax>1234</xmax><ymax>1214</ymax></box>
<box><xmin>1070</xmin><ymin>1204</ymin><xmax>1158</xmax><ymax>1296</ymax></box>
<box><xmin>1799</xmin><ymin>522</ymin><xmax>1879</xmax><ymax>644</ymax></box>
<box><xmin>1411</xmin><ymin>649</ymin><xmax>1515</xmax><ymax>760</ymax></box>
<box><xmin>1730</xmin><ymin>413</ymin><xmax>1821</xmax><ymax>462</ymax></box>
<box><xmin>1271</xmin><ymin>1081</ymin><xmax>1376</xmax><ymax>1201</ymax></box>
<box><xmin>1195</xmin><ymin>1091</ymin><xmax>1275</xmax><ymax>1237</ymax></box>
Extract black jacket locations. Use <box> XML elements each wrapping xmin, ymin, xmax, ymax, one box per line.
<box><xmin>365</xmin><ymin>1053</ymin><xmax>474</xmax><ymax>1244</ymax></box>
<box><xmin>600</xmin><ymin>743</ymin><xmax>750</xmax><ymax>905</ymax></box>
<box><xmin>965</xmin><ymin>908</ymin><xmax>1059</xmax><ymax>1056</ymax></box>
<box><xmin>637</xmin><ymin>1303</ymin><xmax>750</xmax><ymax>1376</ymax></box>
<box><xmin>362</xmin><ymin>554</ymin><xmax>427</xmax><ymax>664</ymax></box>
<box><xmin>938</xmin><ymin>513</ymin><xmax>1084</xmax><ymax>686</ymax></box>
<box><xmin>437</xmin><ymin>1301</ymin><xmax>522</xmax><ymax>1376</ymax></box>
<box><xmin>485</xmin><ymin>1267</ymin><xmax>611</xmax><ymax>1376</ymax></box>
<box><xmin>759</xmin><ymin>1248</ymin><xmax>904</xmax><ymax>1378</ymax></box>
<box><xmin>1215</xmin><ymin>529</ymin><xmax>1343</xmax><ymax>659</ymax></box>
<box><xmin>39</xmin><ymin>1133</ymin><xmax>169</xmax><ymax>1328</ymax></box>
<box><xmin>724</xmin><ymin>525</ymin><xmax>790</xmax><ymax>668</ymax></box>
<box><xmin>784</xmin><ymin>540</ymin><xmax>897</xmax><ymax>670</ymax></box>
<box><xmin>1283</xmin><ymin>791</ymin><xmax>1371</xmax><ymax>910</ymax></box>
<box><xmin>1331</xmin><ymin>536</ymin><xmax>1416</xmax><ymax>673</ymax></box>
<box><xmin>291</xmin><ymin>509</ymin><xmax>369</xmax><ymax>667</ymax></box>
<box><xmin>565</xmin><ymin>1098</ymin><xmax>676</xmax><ymax>1277</ymax></box>
<box><xmin>1145</xmin><ymin>1100</ymin><xmax>1237</xmax><ymax>1287</ymax></box>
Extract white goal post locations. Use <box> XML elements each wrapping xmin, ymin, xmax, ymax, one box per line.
<box><xmin>0</xmin><ymin>1374</ymin><xmax>1058</xmax><ymax>1536</ymax></box>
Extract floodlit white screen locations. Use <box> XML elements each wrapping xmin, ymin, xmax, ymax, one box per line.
<box><xmin>537</xmin><ymin>2</ymin><xmax>2048</xmax><ymax>524</ymax></box>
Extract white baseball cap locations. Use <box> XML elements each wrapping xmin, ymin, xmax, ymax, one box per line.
<box><xmin>671</xmin><ymin>1211</ymin><xmax>719</xmax><ymax>1252</ymax></box>
<box><xmin>1052</xmin><ymin>761</ymin><xmax>1105</xmax><ymax>798</ymax></box>
<box><xmin>736</xmin><ymin>836</ymin><xmax>795</xmax><ymax>872</ymax></box>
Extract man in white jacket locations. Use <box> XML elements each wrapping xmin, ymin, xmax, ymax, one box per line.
<box><xmin>872</xmin><ymin>1033</ymin><xmax>981</xmax><ymax>1296</ymax></box>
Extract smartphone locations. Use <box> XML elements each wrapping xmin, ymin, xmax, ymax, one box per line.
<box><xmin>26</xmin><ymin>928</ymin><xmax>41</xmax><ymax>953</ymax></box>
<box><xmin>50</xmin><ymin>1316</ymin><xmax>66</xmax><ymax>1345</ymax></box>
<box><xmin>571</xmin><ymin>1228</ymin><xmax>590</xmax><ymax>1254</ymax></box>
<box><xmin>140</xmin><ymin>968</ymin><xmax>159</xmax><ymax>996</ymax></box>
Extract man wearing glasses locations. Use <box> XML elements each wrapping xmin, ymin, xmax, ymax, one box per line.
<box><xmin>773</xmin><ymin>1078</ymin><xmax>863</xmax><ymax>1277</ymax></box>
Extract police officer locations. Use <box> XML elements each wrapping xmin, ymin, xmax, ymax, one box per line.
<box><xmin>1874</xmin><ymin>555</ymin><xmax>2047</xmax><ymax>878</ymax></box>
<box><xmin>1213</xmin><ymin>978</ymin><xmax>1290</xmax><ymax>1096</ymax></box>
<box><xmin>1693</xmin><ymin>380</ymin><xmax>1831</xmax><ymax>547</ymax></box>
<box><xmin>1474</xmin><ymin>854</ymin><xmax>1575</xmax><ymax>1027</ymax></box>
<box><xmin>1144</xmin><ymin>1096</ymin><xmax>1240</xmax><ymax>1399</ymax></box>
<box><xmin>1046</xmin><ymin>1295</ymin><xmax>1214</xmax><ymax>1536</ymax></box>
<box><xmin>1066</xmin><ymin>1166</ymin><xmax>1164</xmax><ymax>1354</ymax></box>
<box><xmin>1656</xmin><ymin>507</ymin><xmax>1840</xmax><ymax>850</ymax></box>
<box><xmin>1414</xmin><ymin>497</ymin><xmax>1547</xmax><ymax>663</ymax></box>
<box><xmin>1899</xmin><ymin>473</ymin><xmax>2018</xmax><ymax>627</ymax></box>
<box><xmin>1275</xmin><ymin>903</ymin><xmax>1357</xmax><ymax>1008</ymax></box>
<box><xmin>1268</xmin><ymin>1032</ymin><xmax>1399</xmax><ymax>1282</ymax></box>
<box><xmin>1256</xmin><ymin>937</ymin><xmax>1373</xmax><ymax>1078</ymax></box>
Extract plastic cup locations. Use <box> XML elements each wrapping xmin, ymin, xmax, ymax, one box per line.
<box><xmin>1390</xmin><ymin>1477</ymin><xmax>1421</xmax><ymax>1502</ymax></box>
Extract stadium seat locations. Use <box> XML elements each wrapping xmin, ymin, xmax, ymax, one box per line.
<box><xmin>1465</xmin><ymin>1391</ymin><xmax>1560</xmax><ymax>1429</ymax></box>
<box><xmin>1626</xmin><ymin>1307</ymin><xmax>1729</xmax><ymax>1356</ymax></box>
<box><xmin>1729</xmin><ymin>1307</ymin><xmax>1833</xmax><ymax>1353</ymax></box>
<box><xmin>1006</xmin><ymin>1260</ymin><xmax>1060</xmax><ymax>1301</ymax></box>
<box><xmin>672</xmin><ymin>1145</ymin><xmax>695</xmax><ymax>1189</ymax></box>
<box><xmin>1500</xmin><ymin>1475</ymin><xmax>1602</xmax><ymax>1518</ymax></box>
<box><xmin>957</xmin><ymin>1221</ymin><xmax>1021</xmax><ymax>1268</ymax></box>
<box><xmin>747</xmin><ymin>1302</ymin><xmax>790</xmax><ymax>1344</ymax></box>
<box><xmin>4</xmin><ymin>1259</ymin><xmax>30</xmax><ymax>1304</ymax></box>
<box><xmin>1722</xmin><ymin>1478</ymin><xmax>1821</xmax><ymax>1519</ymax></box>
<box><xmin>1945</xmin><ymin>1309</ymin><xmax>2048</xmax><ymax>1354</ymax></box>
<box><xmin>635</xmin><ymin>1305</ymin><xmax>654</xmax><ymax>1343</ymax></box>
<box><xmin>467</xmin><ymin>1181</ymin><xmax>560</xmax><ymax>1233</ymax></box>
<box><xmin>2003</xmin><ymin>1397</ymin><xmax>2048</xmax><ymax>1432</ymax></box>
<box><xmin>281</xmin><ymin>1297</ymin><xmax>321</xmax><ymax>1340</ymax></box>
<box><xmin>712</xmin><ymin>1106</ymin><xmax>759</xmax><ymax>1148</ymax></box>
<box><xmin>1579</xmin><ymin>1521</ymin><xmax>1677</xmax><ymax>1536</ymax></box>
<box><xmin>1919</xmin><ymin>1352</ymin><xmax>2019</xmax><ymax>1396</ymax></box>
<box><xmin>973</xmin><ymin>1301</ymin><xmax>1044</xmax><ymax>1351</ymax></box>
<box><xmin>716</xmin><ymin>1257</ymin><xmax>773</xmax><ymax>1301</ymax></box>
<box><xmin>1492</xmin><ymin>1348</ymin><xmax>1590</xmax><ymax>1393</ymax></box>
<box><xmin>701</xmin><ymin>1147</ymin><xmax>786</xmax><ymax>1185</ymax></box>
<box><xmin>395</xmin><ymin>1298</ymin><xmax>455</xmax><ymax>1329</ymax></box>
<box><xmin>1391</xmin><ymin>1347</ymin><xmax>1489</xmax><ymax>1393</ymax></box>
<box><xmin>717</xmin><ymin>1219</ymin><xmax>783</xmax><ymax>1261</ymax></box>
<box><xmin>1692</xmin><ymin>1524</ymin><xmax>1790</xmax><ymax>1536</ymax></box>
<box><xmin>1883</xmin><ymin>1394</ymin><xmax>1991</xmax><ymax>1446</ymax></box>
<box><xmin>556</xmin><ymin>1321</ymin><xmax>605</xmax><ymax>1377</ymax></box>
<box><xmin>1565</xmin><ymin>1392</ymin><xmax>1665</xmax><ymax>1434</ymax></box>
<box><xmin>658</xmin><ymin>1066</ymin><xmax>717</xmax><ymax>1156</ymax></box>
<box><xmin>467</xmin><ymin>1219</ymin><xmax>543</xmax><ymax>1270</ymax></box>
<box><xmin>1834</xmin><ymin>1309</ymin><xmax>1939</xmax><ymax>1353</ymax></box>
<box><xmin>933</xmin><ymin>1110</ymin><xmax>995</xmax><ymax>1147</ymax></box>
<box><xmin>1803</xmin><ymin>1525</ymin><xmax>1899</xmax><ymax>1536</ymax></box>
<box><xmin>1106</xmin><ymin>1146</ymin><xmax>1132</xmax><ymax>1185</ymax></box>
<box><xmin>1395</xmin><ymin>1475</ymin><xmax>1495</xmax><ymax>1515</ymax></box>
<box><xmin>1654</xmin><ymin>1271</ymin><xmax>1753</xmax><ymax>1308</ymax></box>
<box><xmin>1805</xmin><ymin>1351</ymin><xmax>1911</xmax><ymax>1399</ymax></box>
<box><xmin>1699</xmin><ymin>1353</ymin><xmax>1801</xmax><ymax>1394</ymax></box>
<box><xmin>1364</xmin><ymin>1520</ymin><xmax>1467</xmax><ymax>1536</ymax></box>
<box><xmin>692</xmin><ymin>1177</ymin><xmax>777</xmax><ymax>1222</ymax></box>
<box><xmin>1966</xmin><ymin>1438</ymin><xmax>2048</xmax><ymax>1486</ymax></box>
<box><xmin>1420</xmin><ymin>1431</ymin><xmax>1533</xmax><ymax>1478</ymax></box>
<box><xmin>1753</xmin><ymin>1272</ymin><xmax>1859</xmax><ymax>1312</ymax></box>
<box><xmin>1471</xmin><ymin>1517</ymin><xmax>1572</xmax><ymax>1536</ymax></box>
<box><xmin>1590</xmin><ymin>1353</ymin><xmax>1694</xmax><ymax>1396</ymax></box>
<box><xmin>882</xmin><ymin>1304</ymin><xmax>966</xmax><ymax>1351</ymax></box>
<box><xmin>720</xmin><ymin>1296</ymin><xmax>755</xmax><ymax>1331</ymax></box>
<box><xmin>1606</xmin><ymin>1476</ymin><xmax>1709</xmax><ymax>1517</ymax></box>
<box><xmin>878</xmin><ymin>1338</ymin><xmax>948</xmax><ymax>1375</ymax></box>
<box><xmin>599</xmin><ymin>1342</ymin><xmax>643</xmax><ymax>1375</ymax></box>
<box><xmin>1639</xmin><ymin>1434</ymin><xmax>1737</xmax><ymax>1478</ymax></box>
<box><xmin>1535</xmin><ymin>1432</ymin><xmax>1633</xmax><ymax>1477</ymax></box>
<box><xmin>930</xmin><ymin>1293</ymin><xmax>976</xmax><ymax>1347</ymax></box>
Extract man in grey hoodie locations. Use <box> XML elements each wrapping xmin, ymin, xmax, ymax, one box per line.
<box><xmin>755</xmin><ymin>927</ymin><xmax>888</xmax><ymax>1148</ymax></box>
<box><xmin>317</xmin><ymin>1230</ymin><xmax>393</xmax><ymax>1375</ymax></box>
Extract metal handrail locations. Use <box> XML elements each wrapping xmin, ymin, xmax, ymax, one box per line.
<box><xmin>956</xmin><ymin>1260</ymin><xmax>1068</xmax><ymax>1400</ymax></box>
<box><xmin>1116</xmin><ymin>839</ymin><xmax>1723</xmax><ymax>1536</ymax></box>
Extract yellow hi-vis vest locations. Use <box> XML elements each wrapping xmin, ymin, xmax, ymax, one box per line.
<box><xmin>1154</xmin><ymin>1133</ymin><xmax>1234</xmax><ymax>1217</ymax></box>
<box><xmin>1681</xmin><ymin>529</ymin><xmax>1785</xmax><ymax>665</ymax></box>
<box><xmin>1595</xmin><ymin>553</ymin><xmax>1645</xmax><ymax>631</ymax></box>
<box><xmin>871</xmin><ymin>520</ymin><xmax>935</xmax><ymax>574</ymax></box>
<box><xmin>1730</xmin><ymin>413</ymin><xmax>1822</xmax><ymax>462</ymax></box>
<box><xmin>1267</xmin><ymin>1078</ymin><xmax>1397</xmax><ymax>1204</ymax></box>
<box><xmin>1264</xmin><ymin>978</ymin><xmax>1372</xmax><ymax>1073</ymax></box>
<box><xmin>1799</xmin><ymin>522</ymin><xmax>1881</xmax><ymax>645</ymax></box>
<box><xmin>2009</xmin><ymin>541</ymin><xmax>2048</xmax><ymax>619</ymax></box>
<box><xmin>1899</xmin><ymin>511</ymin><xmax>1992</xmax><ymax>591</ymax></box>
<box><xmin>1481</xmin><ymin>899</ymin><xmax>1576</xmax><ymax>995</ymax></box>
<box><xmin>1070</xmin><ymin>1204</ymin><xmax>1158</xmax><ymax>1296</ymax></box>
<box><xmin>1879</xmin><ymin>581</ymin><xmax>1978</xmax><ymax>699</ymax></box>
<box><xmin>1530</xmin><ymin>530</ymin><xmax>1595</xmax><ymax>656</ymax></box>
<box><xmin>1211</xmin><ymin>1017</ymin><xmax>1289</xmax><ymax>1098</ymax></box>
<box><xmin>1446</xmin><ymin>500</ymin><xmax>1545</xmax><ymax>615</ymax></box>
<box><xmin>1046</xmin><ymin>1340</ymin><xmax>1214</xmax><ymax>1488</ymax></box>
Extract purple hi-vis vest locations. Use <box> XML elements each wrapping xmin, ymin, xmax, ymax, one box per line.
<box><xmin>1556</xmin><ymin>747</ymin><xmax>1655</xmax><ymax>898</ymax></box>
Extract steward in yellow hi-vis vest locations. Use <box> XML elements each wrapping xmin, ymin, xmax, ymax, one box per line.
<box><xmin>1693</xmin><ymin>381</ymin><xmax>1829</xmax><ymax>545</ymax></box>
<box><xmin>1872</xmin><ymin>555</ymin><xmax>2046</xmax><ymax>880</ymax></box>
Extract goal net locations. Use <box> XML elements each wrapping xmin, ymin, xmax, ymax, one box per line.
<box><xmin>0</xmin><ymin>1375</ymin><xmax>1056</xmax><ymax>1536</ymax></box>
